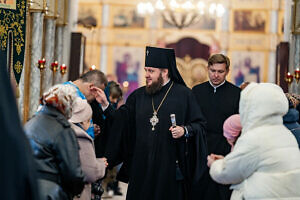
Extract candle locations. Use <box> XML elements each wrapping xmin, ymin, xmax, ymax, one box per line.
<box><xmin>38</xmin><ymin>58</ymin><xmax>46</xmax><ymax>70</ymax></box>
<box><xmin>90</xmin><ymin>65</ymin><xmax>96</xmax><ymax>71</ymax></box>
<box><xmin>285</xmin><ymin>72</ymin><xmax>294</xmax><ymax>84</ymax></box>
<box><xmin>295</xmin><ymin>68</ymin><xmax>300</xmax><ymax>83</ymax></box>
<box><xmin>60</xmin><ymin>64</ymin><xmax>67</xmax><ymax>75</ymax></box>
<box><xmin>51</xmin><ymin>61</ymin><xmax>58</xmax><ymax>72</ymax></box>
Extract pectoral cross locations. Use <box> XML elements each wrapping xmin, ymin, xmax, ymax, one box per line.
<box><xmin>150</xmin><ymin>111</ymin><xmax>159</xmax><ymax>131</ymax></box>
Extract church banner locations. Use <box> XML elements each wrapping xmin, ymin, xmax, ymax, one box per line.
<box><xmin>0</xmin><ymin>0</ymin><xmax>26</xmax><ymax>84</ymax></box>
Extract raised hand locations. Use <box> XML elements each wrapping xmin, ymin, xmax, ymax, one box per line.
<box><xmin>90</xmin><ymin>87</ymin><xmax>109</xmax><ymax>107</ymax></box>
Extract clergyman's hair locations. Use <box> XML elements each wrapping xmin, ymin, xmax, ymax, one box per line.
<box><xmin>79</xmin><ymin>70</ymin><xmax>108</xmax><ymax>88</ymax></box>
<box><xmin>208</xmin><ymin>54</ymin><xmax>230</xmax><ymax>70</ymax></box>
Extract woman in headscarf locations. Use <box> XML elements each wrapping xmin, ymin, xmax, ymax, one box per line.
<box><xmin>69</xmin><ymin>97</ymin><xmax>107</xmax><ymax>200</ymax></box>
<box><xmin>223</xmin><ymin>114</ymin><xmax>242</xmax><ymax>151</ymax></box>
<box><xmin>94</xmin><ymin>81</ymin><xmax>123</xmax><ymax>197</ymax></box>
<box><xmin>208</xmin><ymin>83</ymin><xmax>300</xmax><ymax>200</ymax></box>
<box><xmin>24</xmin><ymin>84</ymin><xmax>85</xmax><ymax>200</ymax></box>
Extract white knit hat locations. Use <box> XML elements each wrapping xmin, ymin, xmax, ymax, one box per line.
<box><xmin>69</xmin><ymin>98</ymin><xmax>92</xmax><ymax>123</ymax></box>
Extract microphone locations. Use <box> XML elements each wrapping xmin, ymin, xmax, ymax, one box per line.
<box><xmin>170</xmin><ymin>114</ymin><xmax>176</xmax><ymax>127</ymax></box>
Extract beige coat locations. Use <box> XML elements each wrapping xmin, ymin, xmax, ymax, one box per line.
<box><xmin>71</xmin><ymin>123</ymin><xmax>106</xmax><ymax>200</ymax></box>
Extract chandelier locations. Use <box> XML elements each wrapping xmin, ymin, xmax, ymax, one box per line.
<box><xmin>137</xmin><ymin>0</ymin><xmax>226</xmax><ymax>29</ymax></box>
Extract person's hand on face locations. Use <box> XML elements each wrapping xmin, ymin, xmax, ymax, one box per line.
<box><xmin>90</xmin><ymin>87</ymin><xmax>109</xmax><ymax>107</ymax></box>
<box><xmin>169</xmin><ymin>126</ymin><xmax>184</xmax><ymax>139</ymax></box>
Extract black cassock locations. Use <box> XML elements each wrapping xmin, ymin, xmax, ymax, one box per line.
<box><xmin>106</xmin><ymin>81</ymin><xmax>206</xmax><ymax>200</ymax></box>
<box><xmin>0</xmin><ymin>61</ymin><xmax>39</xmax><ymax>199</ymax></box>
<box><xmin>191</xmin><ymin>81</ymin><xmax>240</xmax><ymax>200</ymax></box>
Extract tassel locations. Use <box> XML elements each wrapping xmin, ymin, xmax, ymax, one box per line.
<box><xmin>15</xmin><ymin>84</ymin><xmax>20</xmax><ymax>98</ymax></box>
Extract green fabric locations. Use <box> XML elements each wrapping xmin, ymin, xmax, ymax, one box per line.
<box><xmin>0</xmin><ymin>0</ymin><xmax>27</xmax><ymax>84</ymax></box>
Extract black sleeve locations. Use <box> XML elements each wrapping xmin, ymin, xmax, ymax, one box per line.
<box><xmin>55</xmin><ymin>128</ymin><xmax>84</xmax><ymax>197</ymax></box>
<box><xmin>90</xmin><ymin>100</ymin><xmax>104</xmax><ymax>127</ymax></box>
<box><xmin>185</xmin><ymin>90</ymin><xmax>208</xmax><ymax>183</ymax></box>
<box><xmin>184</xmin><ymin>91</ymin><xmax>207</xmax><ymax>137</ymax></box>
<box><xmin>234</xmin><ymin>90</ymin><xmax>241</xmax><ymax>114</ymax></box>
<box><xmin>105</xmin><ymin>105</ymin><xmax>129</xmax><ymax>167</ymax></box>
<box><xmin>103</xmin><ymin>104</ymin><xmax>116</xmax><ymax>119</ymax></box>
<box><xmin>90</xmin><ymin>100</ymin><xmax>116</xmax><ymax>125</ymax></box>
<box><xmin>105</xmin><ymin>91</ymin><xmax>137</xmax><ymax>183</ymax></box>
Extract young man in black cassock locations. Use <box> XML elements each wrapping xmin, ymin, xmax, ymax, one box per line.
<box><xmin>108</xmin><ymin>46</ymin><xmax>207</xmax><ymax>200</ymax></box>
<box><xmin>192</xmin><ymin>54</ymin><xmax>240</xmax><ymax>200</ymax></box>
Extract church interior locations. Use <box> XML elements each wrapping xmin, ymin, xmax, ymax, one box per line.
<box><xmin>1</xmin><ymin>1</ymin><xmax>300</xmax><ymax>199</ymax></box>
<box><xmin>0</xmin><ymin>0</ymin><xmax>299</xmax><ymax>122</ymax></box>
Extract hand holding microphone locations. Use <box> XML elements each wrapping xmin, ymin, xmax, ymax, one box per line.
<box><xmin>169</xmin><ymin>114</ymin><xmax>184</xmax><ymax>138</ymax></box>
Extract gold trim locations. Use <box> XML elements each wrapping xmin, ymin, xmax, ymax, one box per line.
<box><xmin>277</xmin><ymin>63</ymin><xmax>281</xmax><ymax>85</ymax></box>
<box><xmin>56</xmin><ymin>23</ymin><xmax>66</xmax><ymax>26</ymax></box>
<box><xmin>23</xmin><ymin>11</ymin><xmax>32</xmax><ymax>123</ymax></box>
<box><xmin>44</xmin><ymin>15</ymin><xmax>57</xmax><ymax>19</ymax></box>
<box><xmin>292</xmin><ymin>0</ymin><xmax>300</xmax><ymax>34</ymax></box>
<box><xmin>54</xmin><ymin>0</ymin><xmax>58</xmax><ymax>19</ymax></box>
<box><xmin>64</xmin><ymin>0</ymin><xmax>68</xmax><ymax>25</ymax></box>
<box><xmin>28</xmin><ymin>8</ymin><xmax>44</xmax><ymax>12</ymax></box>
<box><xmin>8</xmin><ymin>30</ymin><xmax>14</xmax><ymax>79</ymax></box>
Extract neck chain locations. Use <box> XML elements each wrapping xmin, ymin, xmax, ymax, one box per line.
<box><xmin>150</xmin><ymin>82</ymin><xmax>174</xmax><ymax>131</ymax></box>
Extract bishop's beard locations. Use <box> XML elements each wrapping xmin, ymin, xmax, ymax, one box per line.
<box><xmin>145</xmin><ymin>74</ymin><xmax>164</xmax><ymax>95</ymax></box>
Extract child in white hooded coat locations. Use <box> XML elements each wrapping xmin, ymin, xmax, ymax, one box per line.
<box><xmin>208</xmin><ymin>83</ymin><xmax>300</xmax><ymax>200</ymax></box>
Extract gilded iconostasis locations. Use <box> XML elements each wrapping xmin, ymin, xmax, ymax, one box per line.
<box><xmin>77</xmin><ymin>0</ymin><xmax>285</xmax><ymax>90</ymax></box>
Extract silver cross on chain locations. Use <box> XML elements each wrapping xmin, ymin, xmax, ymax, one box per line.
<box><xmin>150</xmin><ymin>111</ymin><xmax>159</xmax><ymax>131</ymax></box>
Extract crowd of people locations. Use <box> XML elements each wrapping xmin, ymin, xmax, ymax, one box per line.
<box><xmin>1</xmin><ymin>46</ymin><xmax>300</xmax><ymax>200</ymax></box>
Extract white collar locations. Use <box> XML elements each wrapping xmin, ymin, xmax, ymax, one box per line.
<box><xmin>209</xmin><ymin>80</ymin><xmax>226</xmax><ymax>93</ymax></box>
<box><xmin>163</xmin><ymin>79</ymin><xmax>171</xmax><ymax>86</ymax></box>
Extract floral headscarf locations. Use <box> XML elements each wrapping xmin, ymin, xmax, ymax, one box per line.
<box><xmin>41</xmin><ymin>84</ymin><xmax>77</xmax><ymax>119</ymax></box>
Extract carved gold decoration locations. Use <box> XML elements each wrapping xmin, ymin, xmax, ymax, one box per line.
<box><xmin>176</xmin><ymin>55</ymin><xmax>208</xmax><ymax>88</ymax></box>
<box><xmin>45</xmin><ymin>0</ymin><xmax>56</xmax><ymax>18</ymax></box>
<box><xmin>28</xmin><ymin>0</ymin><xmax>43</xmax><ymax>12</ymax></box>
<box><xmin>56</xmin><ymin>0</ymin><xmax>67</xmax><ymax>25</ymax></box>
